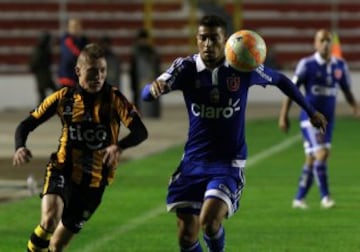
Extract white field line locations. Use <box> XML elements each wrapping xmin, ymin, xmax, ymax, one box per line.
<box><xmin>76</xmin><ymin>134</ymin><xmax>301</xmax><ymax>251</ymax></box>
<box><xmin>246</xmin><ymin>133</ymin><xmax>302</xmax><ymax>167</ymax></box>
<box><xmin>76</xmin><ymin>206</ymin><xmax>165</xmax><ymax>252</ymax></box>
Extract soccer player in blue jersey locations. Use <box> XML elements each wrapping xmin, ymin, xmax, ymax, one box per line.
<box><xmin>279</xmin><ymin>29</ymin><xmax>359</xmax><ymax>210</ymax></box>
<box><xmin>142</xmin><ymin>15</ymin><xmax>327</xmax><ymax>252</ymax></box>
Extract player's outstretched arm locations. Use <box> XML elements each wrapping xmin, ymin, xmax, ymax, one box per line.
<box><xmin>142</xmin><ymin>80</ymin><xmax>170</xmax><ymax>101</ymax></box>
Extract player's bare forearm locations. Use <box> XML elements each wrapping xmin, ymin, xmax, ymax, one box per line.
<box><xmin>343</xmin><ymin>90</ymin><xmax>360</xmax><ymax>117</ymax></box>
<box><xmin>278</xmin><ymin>98</ymin><xmax>293</xmax><ymax>133</ymax></box>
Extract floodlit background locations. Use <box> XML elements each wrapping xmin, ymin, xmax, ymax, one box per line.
<box><xmin>0</xmin><ymin>0</ymin><xmax>359</xmax><ymax>108</ymax></box>
<box><xmin>1</xmin><ymin>1</ymin><xmax>359</xmax><ymax>251</ymax></box>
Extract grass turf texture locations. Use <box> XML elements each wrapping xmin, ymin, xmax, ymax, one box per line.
<box><xmin>0</xmin><ymin>117</ymin><xmax>359</xmax><ymax>251</ymax></box>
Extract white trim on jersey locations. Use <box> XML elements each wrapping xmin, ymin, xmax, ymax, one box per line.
<box><xmin>300</xmin><ymin>120</ymin><xmax>314</xmax><ymax>128</ymax></box>
<box><xmin>301</xmin><ymin>120</ymin><xmax>331</xmax><ymax>154</ymax></box>
<box><xmin>232</xmin><ymin>159</ymin><xmax>246</xmax><ymax>168</ymax></box>
<box><xmin>167</xmin><ymin>201</ymin><xmax>202</xmax><ymax>213</ymax></box>
<box><xmin>205</xmin><ymin>189</ymin><xmax>234</xmax><ymax>217</ymax></box>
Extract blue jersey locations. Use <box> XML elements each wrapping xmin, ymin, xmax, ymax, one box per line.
<box><xmin>58</xmin><ymin>33</ymin><xmax>88</xmax><ymax>86</ymax></box>
<box><xmin>293</xmin><ymin>52</ymin><xmax>351</xmax><ymax>123</ymax></box>
<box><xmin>157</xmin><ymin>54</ymin><xmax>313</xmax><ymax>163</ymax></box>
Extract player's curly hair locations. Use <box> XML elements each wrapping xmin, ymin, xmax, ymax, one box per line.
<box><xmin>199</xmin><ymin>14</ymin><xmax>227</xmax><ymax>34</ymax></box>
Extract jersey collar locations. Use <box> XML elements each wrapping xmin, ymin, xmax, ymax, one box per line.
<box><xmin>196</xmin><ymin>54</ymin><xmax>207</xmax><ymax>72</ymax></box>
<box><xmin>195</xmin><ymin>54</ymin><xmax>226</xmax><ymax>72</ymax></box>
<box><xmin>314</xmin><ymin>52</ymin><xmax>337</xmax><ymax>65</ymax></box>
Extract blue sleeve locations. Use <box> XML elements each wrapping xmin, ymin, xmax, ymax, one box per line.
<box><xmin>293</xmin><ymin>58</ymin><xmax>307</xmax><ymax>85</ymax></box>
<box><xmin>141</xmin><ymin>83</ymin><xmax>155</xmax><ymax>101</ymax></box>
<box><xmin>277</xmin><ymin>73</ymin><xmax>316</xmax><ymax>117</ymax></box>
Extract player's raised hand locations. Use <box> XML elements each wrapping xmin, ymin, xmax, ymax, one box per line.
<box><xmin>150</xmin><ymin>80</ymin><xmax>169</xmax><ymax>98</ymax></box>
<box><xmin>310</xmin><ymin>111</ymin><xmax>327</xmax><ymax>134</ymax></box>
<box><xmin>13</xmin><ymin>147</ymin><xmax>32</xmax><ymax>166</ymax></box>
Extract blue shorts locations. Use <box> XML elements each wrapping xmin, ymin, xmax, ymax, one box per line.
<box><xmin>300</xmin><ymin>120</ymin><xmax>334</xmax><ymax>154</ymax></box>
<box><xmin>166</xmin><ymin>160</ymin><xmax>246</xmax><ymax>217</ymax></box>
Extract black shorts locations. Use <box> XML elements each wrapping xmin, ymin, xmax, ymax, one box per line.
<box><xmin>42</xmin><ymin>159</ymin><xmax>106</xmax><ymax>233</ymax></box>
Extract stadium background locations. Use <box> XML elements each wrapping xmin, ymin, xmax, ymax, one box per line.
<box><xmin>0</xmin><ymin>1</ymin><xmax>359</xmax><ymax>200</ymax></box>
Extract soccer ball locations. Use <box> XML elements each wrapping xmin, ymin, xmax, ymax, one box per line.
<box><xmin>225</xmin><ymin>30</ymin><xmax>267</xmax><ymax>72</ymax></box>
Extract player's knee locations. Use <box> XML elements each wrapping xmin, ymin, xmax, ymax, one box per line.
<box><xmin>200</xmin><ymin>215</ymin><xmax>222</xmax><ymax>236</ymax></box>
<box><xmin>41</xmin><ymin>216</ymin><xmax>60</xmax><ymax>232</ymax></box>
<box><xmin>200</xmin><ymin>198</ymin><xmax>227</xmax><ymax>235</ymax></box>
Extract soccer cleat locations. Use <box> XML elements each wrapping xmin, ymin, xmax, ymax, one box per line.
<box><xmin>320</xmin><ymin>196</ymin><xmax>335</xmax><ymax>209</ymax></box>
<box><xmin>292</xmin><ymin>199</ymin><xmax>308</xmax><ymax>209</ymax></box>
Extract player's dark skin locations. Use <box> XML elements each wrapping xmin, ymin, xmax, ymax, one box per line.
<box><xmin>150</xmin><ymin>24</ymin><xmax>230</xmax><ymax>248</ymax></box>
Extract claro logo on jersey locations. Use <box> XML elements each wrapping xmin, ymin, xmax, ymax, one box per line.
<box><xmin>68</xmin><ymin>122</ymin><xmax>109</xmax><ymax>150</ymax></box>
<box><xmin>191</xmin><ymin>98</ymin><xmax>240</xmax><ymax>119</ymax></box>
<box><xmin>311</xmin><ymin>85</ymin><xmax>337</xmax><ymax>96</ymax></box>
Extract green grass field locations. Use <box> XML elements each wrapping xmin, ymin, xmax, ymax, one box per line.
<box><xmin>1</xmin><ymin>117</ymin><xmax>359</xmax><ymax>251</ymax></box>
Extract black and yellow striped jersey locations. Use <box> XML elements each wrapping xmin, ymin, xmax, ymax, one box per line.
<box><xmin>17</xmin><ymin>84</ymin><xmax>141</xmax><ymax>187</ymax></box>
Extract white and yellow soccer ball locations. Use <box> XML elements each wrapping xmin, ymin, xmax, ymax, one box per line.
<box><xmin>225</xmin><ymin>29</ymin><xmax>267</xmax><ymax>72</ymax></box>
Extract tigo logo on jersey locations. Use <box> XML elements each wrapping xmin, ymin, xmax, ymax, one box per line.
<box><xmin>191</xmin><ymin>98</ymin><xmax>240</xmax><ymax>119</ymax></box>
<box><xmin>69</xmin><ymin>123</ymin><xmax>109</xmax><ymax>150</ymax></box>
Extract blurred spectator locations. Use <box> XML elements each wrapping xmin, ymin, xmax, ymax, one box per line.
<box><xmin>58</xmin><ymin>18</ymin><xmax>88</xmax><ymax>87</ymax></box>
<box><xmin>29</xmin><ymin>31</ymin><xmax>57</xmax><ymax>104</ymax></box>
<box><xmin>130</xmin><ymin>29</ymin><xmax>161</xmax><ymax>117</ymax></box>
<box><xmin>99</xmin><ymin>36</ymin><xmax>121</xmax><ymax>88</ymax></box>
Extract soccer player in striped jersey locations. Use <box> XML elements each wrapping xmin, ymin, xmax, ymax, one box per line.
<box><xmin>279</xmin><ymin>29</ymin><xmax>359</xmax><ymax>209</ymax></box>
<box><xmin>142</xmin><ymin>15</ymin><xmax>327</xmax><ymax>252</ymax></box>
<box><xmin>13</xmin><ymin>43</ymin><xmax>148</xmax><ymax>251</ymax></box>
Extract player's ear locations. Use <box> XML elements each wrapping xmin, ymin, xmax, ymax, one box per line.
<box><xmin>75</xmin><ymin>66</ymin><xmax>80</xmax><ymax>77</ymax></box>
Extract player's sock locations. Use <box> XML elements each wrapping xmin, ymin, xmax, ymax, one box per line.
<box><xmin>203</xmin><ymin>225</ymin><xmax>225</xmax><ymax>252</ymax></box>
<box><xmin>180</xmin><ymin>240</ymin><xmax>203</xmax><ymax>252</ymax></box>
<box><xmin>27</xmin><ymin>225</ymin><xmax>52</xmax><ymax>252</ymax></box>
<box><xmin>313</xmin><ymin>160</ymin><xmax>329</xmax><ymax>198</ymax></box>
<box><xmin>295</xmin><ymin>165</ymin><xmax>313</xmax><ymax>200</ymax></box>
